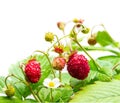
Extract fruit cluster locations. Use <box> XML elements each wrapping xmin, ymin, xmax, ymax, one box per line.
<box><xmin>3</xmin><ymin>18</ymin><xmax>119</xmax><ymax>103</ymax></box>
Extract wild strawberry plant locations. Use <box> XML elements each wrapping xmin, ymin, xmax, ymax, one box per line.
<box><xmin>0</xmin><ymin>18</ymin><xmax>120</xmax><ymax>103</ymax></box>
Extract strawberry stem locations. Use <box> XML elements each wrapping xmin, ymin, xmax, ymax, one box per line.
<box><xmin>59</xmin><ymin>70</ymin><xmax>62</xmax><ymax>82</ymax></box>
<box><xmin>47</xmin><ymin>35</ymin><xmax>69</xmax><ymax>53</ymax></box>
<box><xmin>90</xmin><ymin>24</ymin><xmax>106</xmax><ymax>36</ymax></box>
<box><xmin>5</xmin><ymin>74</ymin><xmax>41</xmax><ymax>102</ymax></box>
<box><xmin>112</xmin><ymin>62</ymin><xmax>120</xmax><ymax>70</ymax></box>
<box><xmin>5</xmin><ymin>74</ymin><xmax>13</xmax><ymax>88</ymax></box>
<box><xmin>54</xmin><ymin>34</ymin><xmax>60</xmax><ymax>46</ymax></box>
<box><xmin>74</xmin><ymin>39</ymin><xmax>102</xmax><ymax>70</ymax></box>
<box><xmin>50</xmin><ymin>88</ymin><xmax>53</xmax><ymax>102</ymax></box>
<box><xmin>34</xmin><ymin>50</ymin><xmax>56</xmax><ymax>78</ymax></box>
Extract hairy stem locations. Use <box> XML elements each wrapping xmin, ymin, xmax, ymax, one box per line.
<box><xmin>59</xmin><ymin>70</ymin><xmax>62</xmax><ymax>82</ymax></box>
<box><xmin>112</xmin><ymin>62</ymin><xmax>120</xmax><ymax>70</ymax></box>
<box><xmin>5</xmin><ymin>74</ymin><xmax>41</xmax><ymax>102</ymax></box>
<box><xmin>47</xmin><ymin>35</ymin><xmax>69</xmax><ymax>53</ymax></box>
<box><xmin>74</xmin><ymin>39</ymin><xmax>102</xmax><ymax>70</ymax></box>
<box><xmin>50</xmin><ymin>88</ymin><xmax>53</xmax><ymax>102</ymax></box>
<box><xmin>72</xmin><ymin>45</ymin><xmax>120</xmax><ymax>56</ymax></box>
<box><xmin>34</xmin><ymin>50</ymin><xmax>56</xmax><ymax>78</ymax></box>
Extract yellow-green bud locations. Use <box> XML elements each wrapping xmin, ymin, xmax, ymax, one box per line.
<box><xmin>81</xmin><ymin>27</ymin><xmax>90</xmax><ymax>34</ymax></box>
<box><xmin>5</xmin><ymin>85</ymin><xmax>15</xmax><ymax>97</ymax></box>
<box><xmin>73</xmin><ymin>18</ymin><xmax>79</xmax><ymax>23</ymax></box>
<box><xmin>45</xmin><ymin>32</ymin><xmax>54</xmax><ymax>42</ymax></box>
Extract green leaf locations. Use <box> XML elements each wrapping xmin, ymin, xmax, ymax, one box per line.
<box><xmin>98</xmin><ymin>55</ymin><xmax>120</xmax><ymax>65</ymax></box>
<box><xmin>0</xmin><ymin>96</ymin><xmax>37</xmax><ymax>103</ymax></box>
<box><xmin>0</xmin><ymin>96</ymin><xmax>22</xmax><ymax>103</ymax></box>
<box><xmin>89</xmin><ymin>60</ymin><xmax>112</xmax><ymax>82</ymax></box>
<box><xmin>58</xmin><ymin>85</ymin><xmax>73</xmax><ymax>102</ymax></box>
<box><xmin>98</xmin><ymin>55</ymin><xmax>120</xmax><ymax>73</ymax></box>
<box><xmin>38</xmin><ymin>87</ymin><xmax>50</xmax><ymax>102</ymax></box>
<box><xmin>69</xmin><ymin>80</ymin><xmax>120</xmax><ymax>103</ymax></box>
<box><xmin>96</xmin><ymin>30</ymin><xmax>115</xmax><ymax>46</ymax></box>
<box><xmin>70</xmin><ymin>70</ymin><xmax>97</xmax><ymax>92</ymax></box>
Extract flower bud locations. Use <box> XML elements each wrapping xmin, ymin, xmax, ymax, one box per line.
<box><xmin>81</xmin><ymin>27</ymin><xmax>90</xmax><ymax>34</ymax></box>
<box><xmin>57</xmin><ymin>22</ymin><xmax>65</xmax><ymax>30</ymax></box>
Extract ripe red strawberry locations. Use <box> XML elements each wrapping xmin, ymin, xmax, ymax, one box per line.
<box><xmin>25</xmin><ymin>59</ymin><xmax>41</xmax><ymax>83</ymax></box>
<box><xmin>52</xmin><ymin>57</ymin><xmax>66</xmax><ymax>70</ymax></box>
<box><xmin>67</xmin><ymin>52</ymin><xmax>90</xmax><ymax>80</ymax></box>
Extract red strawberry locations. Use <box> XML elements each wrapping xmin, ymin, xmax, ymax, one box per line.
<box><xmin>54</xmin><ymin>45</ymin><xmax>64</xmax><ymax>54</ymax></box>
<box><xmin>25</xmin><ymin>59</ymin><xmax>41</xmax><ymax>83</ymax></box>
<box><xmin>52</xmin><ymin>57</ymin><xmax>66</xmax><ymax>70</ymax></box>
<box><xmin>67</xmin><ymin>52</ymin><xmax>90</xmax><ymax>80</ymax></box>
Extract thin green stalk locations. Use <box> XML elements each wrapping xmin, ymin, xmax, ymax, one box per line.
<box><xmin>47</xmin><ymin>35</ymin><xmax>69</xmax><ymax>53</ymax></box>
<box><xmin>63</xmin><ymin>29</ymin><xmax>72</xmax><ymax>52</ymax></box>
<box><xmin>54</xmin><ymin>34</ymin><xmax>60</xmax><ymax>46</ymax></box>
<box><xmin>28</xmin><ymin>85</ymin><xmax>41</xmax><ymax>103</ymax></box>
<box><xmin>91</xmin><ymin>24</ymin><xmax>106</xmax><ymax>35</ymax></box>
<box><xmin>34</xmin><ymin>50</ymin><xmax>56</xmax><ymax>78</ymax></box>
<box><xmin>73</xmin><ymin>45</ymin><xmax>120</xmax><ymax>56</ymax></box>
<box><xmin>112</xmin><ymin>62</ymin><xmax>120</xmax><ymax>70</ymax></box>
<box><xmin>5</xmin><ymin>75</ymin><xmax>13</xmax><ymax>88</ymax></box>
<box><xmin>59</xmin><ymin>70</ymin><xmax>62</xmax><ymax>82</ymax></box>
<box><xmin>74</xmin><ymin>39</ymin><xmax>102</xmax><ymax>70</ymax></box>
<box><xmin>50</xmin><ymin>88</ymin><xmax>53</xmax><ymax>102</ymax></box>
<box><xmin>36</xmin><ymin>91</ymin><xmax>44</xmax><ymax>103</ymax></box>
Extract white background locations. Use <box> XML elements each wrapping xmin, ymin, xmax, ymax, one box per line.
<box><xmin>0</xmin><ymin>0</ymin><xmax>120</xmax><ymax>76</ymax></box>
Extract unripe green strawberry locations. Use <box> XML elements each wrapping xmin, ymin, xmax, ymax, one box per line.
<box><xmin>52</xmin><ymin>57</ymin><xmax>66</xmax><ymax>70</ymax></box>
<box><xmin>57</xmin><ymin>22</ymin><xmax>65</xmax><ymax>30</ymax></box>
<box><xmin>81</xmin><ymin>27</ymin><xmax>90</xmax><ymax>34</ymax></box>
<box><xmin>45</xmin><ymin>32</ymin><xmax>54</xmax><ymax>42</ymax></box>
<box><xmin>5</xmin><ymin>85</ymin><xmax>15</xmax><ymax>97</ymax></box>
<box><xmin>88</xmin><ymin>36</ymin><xmax>97</xmax><ymax>45</ymax></box>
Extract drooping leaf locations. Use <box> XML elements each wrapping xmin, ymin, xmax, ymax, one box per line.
<box><xmin>69</xmin><ymin>80</ymin><xmax>120</xmax><ymax>103</ymax></box>
<box><xmin>96</xmin><ymin>30</ymin><xmax>117</xmax><ymax>47</ymax></box>
<box><xmin>89</xmin><ymin>59</ymin><xmax>113</xmax><ymax>81</ymax></box>
<box><xmin>98</xmin><ymin>55</ymin><xmax>120</xmax><ymax>73</ymax></box>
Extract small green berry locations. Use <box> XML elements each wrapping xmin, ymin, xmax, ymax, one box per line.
<box><xmin>81</xmin><ymin>27</ymin><xmax>90</xmax><ymax>34</ymax></box>
<box><xmin>73</xmin><ymin>18</ymin><xmax>79</xmax><ymax>23</ymax></box>
<box><xmin>45</xmin><ymin>32</ymin><xmax>54</xmax><ymax>42</ymax></box>
<box><xmin>5</xmin><ymin>85</ymin><xmax>15</xmax><ymax>97</ymax></box>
